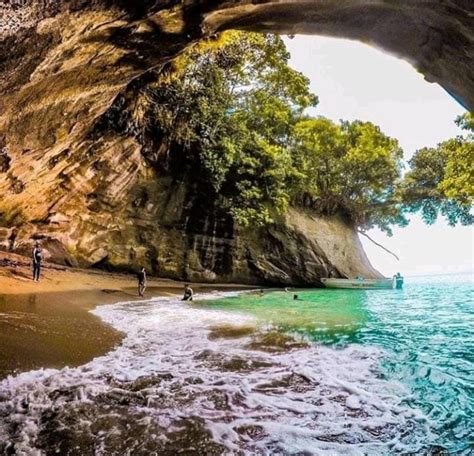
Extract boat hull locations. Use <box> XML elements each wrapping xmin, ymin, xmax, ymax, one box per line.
<box><xmin>321</xmin><ymin>278</ymin><xmax>394</xmax><ymax>290</ymax></box>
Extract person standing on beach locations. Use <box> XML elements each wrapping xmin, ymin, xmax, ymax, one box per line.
<box><xmin>137</xmin><ymin>267</ymin><xmax>147</xmax><ymax>297</ymax></box>
<box><xmin>32</xmin><ymin>241</ymin><xmax>42</xmax><ymax>282</ymax></box>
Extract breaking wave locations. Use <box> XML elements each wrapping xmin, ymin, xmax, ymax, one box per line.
<box><xmin>0</xmin><ymin>292</ymin><xmax>432</xmax><ymax>455</ymax></box>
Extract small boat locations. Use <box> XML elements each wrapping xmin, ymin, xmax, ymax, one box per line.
<box><xmin>321</xmin><ymin>276</ymin><xmax>402</xmax><ymax>290</ymax></box>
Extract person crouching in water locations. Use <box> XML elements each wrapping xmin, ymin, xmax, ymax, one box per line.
<box><xmin>182</xmin><ymin>284</ymin><xmax>193</xmax><ymax>301</ymax></box>
<box><xmin>32</xmin><ymin>241</ymin><xmax>42</xmax><ymax>282</ymax></box>
<box><xmin>137</xmin><ymin>267</ymin><xmax>147</xmax><ymax>297</ymax></box>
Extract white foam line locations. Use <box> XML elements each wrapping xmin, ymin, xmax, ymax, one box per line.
<box><xmin>0</xmin><ymin>289</ymin><xmax>431</xmax><ymax>454</ymax></box>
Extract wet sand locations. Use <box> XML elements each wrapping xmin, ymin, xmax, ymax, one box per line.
<box><xmin>0</xmin><ymin>252</ymin><xmax>255</xmax><ymax>379</ymax></box>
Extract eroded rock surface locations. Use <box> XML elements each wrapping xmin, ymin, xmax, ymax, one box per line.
<box><xmin>1</xmin><ymin>0</ymin><xmax>469</xmax><ymax>283</ymax></box>
<box><xmin>0</xmin><ymin>103</ymin><xmax>380</xmax><ymax>283</ymax></box>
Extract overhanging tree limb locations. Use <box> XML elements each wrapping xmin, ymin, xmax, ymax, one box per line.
<box><xmin>357</xmin><ymin>230</ymin><xmax>400</xmax><ymax>261</ymax></box>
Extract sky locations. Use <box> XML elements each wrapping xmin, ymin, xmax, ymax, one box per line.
<box><xmin>283</xmin><ymin>35</ymin><xmax>473</xmax><ymax>277</ymax></box>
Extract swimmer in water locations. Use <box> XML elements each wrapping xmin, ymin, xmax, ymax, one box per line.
<box><xmin>182</xmin><ymin>284</ymin><xmax>194</xmax><ymax>301</ymax></box>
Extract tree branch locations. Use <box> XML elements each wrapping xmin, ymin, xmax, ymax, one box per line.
<box><xmin>357</xmin><ymin>230</ymin><xmax>400</xmax><ymax>261</ymax></box>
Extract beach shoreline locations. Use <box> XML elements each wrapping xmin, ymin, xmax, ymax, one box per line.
<box><xmin>0</xmin><ymin>252</ymin><xmax>256</xmax><ymax>379</ymax></box>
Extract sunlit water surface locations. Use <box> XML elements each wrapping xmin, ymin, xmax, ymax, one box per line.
<box><xmin>0</xmin><ymin>273</ymin><xmax>472</xmax><ymax>455</ymax></box>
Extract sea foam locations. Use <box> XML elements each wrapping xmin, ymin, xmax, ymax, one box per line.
<box><xmin>0</xmin><ymin>292</ymin><xmax>430</xmax><ymax>455</ymax></box>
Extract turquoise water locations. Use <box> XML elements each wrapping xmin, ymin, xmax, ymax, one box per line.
<box><xmin>200</xmin><ymin>273</ymin><xmax>474</xmax><ymax>454</ymax></box>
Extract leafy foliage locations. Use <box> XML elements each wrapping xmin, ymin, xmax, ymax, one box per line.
<box><xmin>137</xmin><ymin>31</ymin><xmax>472</xmax><ymax>231</ymax></box>
<box><xmin>292</xmin><ymin>118</ymin><xmax>407</xmax><ymax>234</ymax></box>
<box><xmin>142</xmin><ymin>32</ymin><xmax>317</xmax><ymax>226</ymax></box>
<box><xmin>401</xmin><ymin>117</ymin><xmax>473</xmax><ymax>226</ymax></box>
<box><xmin>455</xmin><ymin>112</ymin><xmax>474</xmax><ymax>133</ymax></box>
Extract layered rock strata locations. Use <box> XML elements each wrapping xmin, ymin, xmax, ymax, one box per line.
<box><xmin>2</xmin><ymin>0</ymin><xmax>469</xmax><ymax>283</ymax></box>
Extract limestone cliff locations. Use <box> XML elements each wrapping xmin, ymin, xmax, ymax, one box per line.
<box><xmin>0</xmin><ymin>67</ymin><xmax>380</xmax><ymax>284</ymax></box>
<box><xmin>2</xmin><ymin>0</ymin><xmax>469</xmax><ymax>284</ymax></box>
<box><xmin>0</xmin><ymin>97</ymin><xmax>381</xmax><ymax>284</ymax></box>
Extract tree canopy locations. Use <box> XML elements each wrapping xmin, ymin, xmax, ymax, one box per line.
<box><xmin>142</xmin><ymin>31</ymin><xmax>317</xmax><ymax>226</ymax></box>
<box><xmin>291</xmin><ymin>118</ymin><xmax>407</xmax><ymax>234</ymax></box>
<box><xmin>138</xmin><ymin>31</ymin><xmax>472</xmax><ymax>232</ymax></box>
<box><xmin>400</xmin><ymin>113</ymin><xmax>473</xmax><ymax>226</ymax></box>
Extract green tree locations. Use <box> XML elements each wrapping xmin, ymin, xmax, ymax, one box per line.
<box><xmin>455</xmin><ymin>112</ymin><xmax>474</xmax><ymax>134</ymax></box>
<box><xmin>441</xmin><ymin>113</ymin><xmax>474</xmax><ymax>206</ymax></box>
<box><xmin>401</xmin><ymin>136</ymin><xmax>473</xmax><ymax>226</ymax></box>
<box><xmin>291</xmin><ymin>117</ymin><xmax>407</xmax><ymax>234</ymax></box>
<box><xmin>133</xmin><ymin>31</ymin><xmax>472</xmax><ymax>233</ymax></box>
<box><xmin>142</xmin><ymin>31</ymin><xmax>317</xmax><ymax>226</ymax></box>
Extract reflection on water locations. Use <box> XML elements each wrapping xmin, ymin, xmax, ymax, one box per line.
<box><xmin>197</xmin><ymin>289</ymin><xmax>371</xmax><ymax>344</ymax></box>
<box><xmin>0</xmin><ymin>291</ymin><xmax>122</xmax><ymax>378</ymax></box>
<box><xmin>27</xmin><ymin>294</ymin><xmax>37</xmax><ymax>309</ymax></box>
<box><xmin>0</xmin><ymin>274</ymin><xmax>472</xmax><ymax>455</ymax></box>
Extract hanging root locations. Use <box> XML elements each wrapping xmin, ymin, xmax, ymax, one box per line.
<box><xmin>357</xmin><ymin>230</ymin><xmax>400</xmax><ymax>261</ymax></box>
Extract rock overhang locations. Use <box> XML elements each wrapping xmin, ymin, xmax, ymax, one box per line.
<box><xmin>1</xmin><ymin>0</ymin><xmax>471</xmax><ymax>110</ymax></box>
<box><xmin>0</xmin><ymin>0</ymin><xmax>471</xmax><ymax>283</ymax></box>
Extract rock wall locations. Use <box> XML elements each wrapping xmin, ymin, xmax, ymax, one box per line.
<box><xmin>0</xmin><ymin>109</ymin><xmax>381</xmax><ymax>284</ymax></box>
<box><xmin>3</xmin><ymin>0</ymin><xmax>468</xmax><ymax>284</ymax></box>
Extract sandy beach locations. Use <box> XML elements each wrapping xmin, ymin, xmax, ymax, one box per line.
<box><xmin>0</xmin><ymin>252</ymin><xmax>254</xmax><ymax>379</ymax></box>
